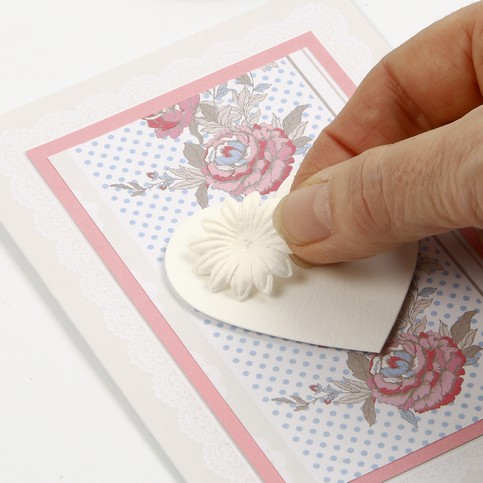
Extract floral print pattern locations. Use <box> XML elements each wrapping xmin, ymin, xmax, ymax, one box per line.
<box><xmin>110</xmin><ymin>63</ymin><xmax>311</xmax><ymax>207</ymax></box>
<box><xmin>201</xmin><ymin>123</ymin><xmax>295</xmax><ymax>197</ymax></box>
<box><xmin>144</xmin><ymin>95</ymin><xmax>200</xmax><ymax>139</ymax></box>
<box><xmin>273</xmin><ymin>256</ymin><xmax>481</xmax><ymax>429</ymax></box>
<box><xmin>367</xmin><ymin>330</ymin><xmax>466</xmax><ymax>414</ymax></box>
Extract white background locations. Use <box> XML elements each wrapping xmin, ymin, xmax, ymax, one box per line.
<box><xmin>0</xmin><ymin>1</ymin><xmax>477</xmax><ymax>481</ymax></box>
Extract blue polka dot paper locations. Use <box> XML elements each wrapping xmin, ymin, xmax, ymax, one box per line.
<box><xmin>34</xmin><ymin>40</ymin><xmax>482</xmax><ymax>483</ymax></box>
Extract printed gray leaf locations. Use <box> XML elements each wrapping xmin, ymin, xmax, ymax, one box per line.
<box><xmin>331</xmin><ymin>379</ymin><xmax>352</xmax><ymax>392</ymax></box>
<box><xmin>188</xmin><ymin>118</ymin><xmax>204</xmax><ymax>144</ymax></box>
<box><xmin>168</xmin><ymin>166</ymin><xmax>204</xmax><ymax>181</ymax></box>
<box><xmin>235</xmin><ymin>86</ymin><xmax>250</xmax><ymax>110</ymax></box>
<box><xmin>236</xmin><ymin>73</ymin><xmax>252</xmax><ymax>85</ymax></box>
<box><xmin>231</xmin><ymin>90</ymin><xmax>239</xmax><ymax>107</ymax></box>
<box><xmin>249</xmin><ymin>109</ymin><xmax>261</xmax><ymax>125</ymax></box>
<box><xmin>451</xmin><ymin>310</ymin><xmax>477</xmax><ymax>345</ymax></box>
<box><xmin>195</xmin><ymin>182</ymin><xmax>209</xmax><ymax>208</ymax></box>
<box><xmin>411</xmin><ymin>297</ymin><xmax>433</xmax><ymax>317</ymax></box>
<box><xmin>439</xmin><ymin>320</ymin><xmax>451</xmax><ymax>338</ymax></box>
<box><xmin>172</xmin><ymin>179</ymin><xmax>208</xmax><ymax>190</ymax></box>
<box><xmin>199</xmin><ymin>122</ymin><xmax>226</xmax><ymax>134</ymax></box>
<box><xmin>344</xmin><ymin>378</ymin><xmax>370</xmax><ymax>392</ymax></box>
<box><xmin>288</xmin><ymin>121</ymin><xmax>308</xmax><ymax>140</ymax></box>
<box><xmin>396</xmin><ymin>287</ymin><xmax>417</xmax><ymax>329</ymax></box>
<box><xmin>412</xmin><ymin>316</ymin><xmax>428</xmax><ymax>335</ymax></box>
<box><xmin>229</xmin><ymin>105</ymin><xmax>243</xmax><ymax>115</ymax></box>
<box><xmin>292</xmin><ymin>136</ymin><xmax>312</xmax><ymax>148</ymax></box>
<box><xmin>199</xmin><ymin>103</ymin><xmax>218</xmax><ymax>123</ymax></box>
<box><xmin>271</xmin><ymin>113</ymin><xmax>282</xmax><ymax>129</ymax></box>
<box><xmin>282</xmin><ymin>104</ymin><xmax>308</xmax><ymax>136</ymax></box>
<box><xmin>338</xmin><ymin>392</ymin><xmax>371</xmax><ymax>404</ymax></box>
<box><xmin>362</xmin><ymin>397</ymin><xmax>376</xmax><ymax>426</ymax></box>
<box><xmin>332</xmin><ymin>378</ymin><xmax>370</xmax><ymax>393</ymax></box>
<box><xmin>272</xmin><ymin>397</ymin><xmax>295</xmax><ymax>405</ymax></box>
<box><xmin>462</xmin><ymin>345</ymin><xmax>482</xmax><ymax>359</ymax></box>
<box><xmin>347</xmin><ymin>352</ymin><xmax>371</xmax><ymax>382</ymax></box>
<box><xmin>217</xmin><ymin>105</ymin><xmax>241</xmax><ymax>127</ymax></box>
<box><xmin>290</xmin><ymin>395</ymin><xmax>306</xmax><ymax>405</ymax></box>
<box><xmin>129</xmin><ymin>181</ymin><xmax>143</xmax><ymax>191</ymax></box>
<box><xmin>183</xmin><ymin>142</ymin><xmax>205</xmax><ymax>168</ymax></box>
<box><xmin>417</xmin><ymin>256</ymin><xmax>444</xmax><ymax>274</ymax></box>
<box><xmin>247</xmin><ymin>93</ymin><xmax>266</xmax><ymax>112</ymax></box>
<box><xmin>110</xmin><ymin>183</ymin><xmax>132</xmax><ymax>190</ymax></box>
<box><xmin>227</xmin><ymin>109</ymin><xmax>242</xmax><ymax>125</ymax></box>
<box><xmin>458</xmin><ymin>328</ymin><xmax>477</xmax><ymax>350</ymax></box>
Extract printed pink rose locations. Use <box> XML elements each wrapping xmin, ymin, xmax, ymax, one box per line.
<box><xmin>367</xmin><ymin>331</ymin><xmax>466</xmax><ymax>413</ymax></box>
<box><xmin>202</xmin><ymin>123</ymin><xmax>295</xmax><ymax>197</ymax></box>
<box><xmin>145</xmin><ymin>95</ymin><xmax>200</xmax><ymax>139</ymax></box>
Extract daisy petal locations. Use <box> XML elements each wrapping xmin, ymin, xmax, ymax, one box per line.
<box><xmin>221</xmin><ymin>197</ymin><xmax>240</xmax><ymax>227</ymax></box>
<box><xmin>208</xmin><ymin>256</ymin><xmax>238</xmax><ymax>292</ymax></box>
<box><xmin>242</xmin><ymin>192</ymin><xmax>261</xmax><ymax>226</ymax></box>
<box><xmin>251</xmin><ymin>260</ymin><xmax>273</xmax><ymax>294</ymax></box>
<box><xmin>190</xmin><ymin>237</ymin><xmax>230</xmax><ymax>255</ymax></box>
<box><xmin>194</xmin><ymin>247</ymin><xmax>232</xmax><ymax>275</ymax></box>
<box><xmin>262</xmin><ymin>251</ymin><xmax>293</xmax><ymax>278</ymax></box>
<box><xmin>230</xmin><ymin>263</ymin><xmax>253</xmax><ymax>301</ymax></box>
<box><xmin>201</xmin><ymin>218</ymin><xmax>237</xmax><ymax>238</ymax></box>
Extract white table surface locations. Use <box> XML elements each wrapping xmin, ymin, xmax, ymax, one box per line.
<box><xmin>0</xmin><ymin>1</ymin><xmax>477</xmax><ymax>481</ymax></box>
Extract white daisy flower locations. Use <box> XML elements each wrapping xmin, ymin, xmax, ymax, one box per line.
<box><xmin>190</xmin><ymin>192</ymin><xmax>294</xmax><ymax>301</ymax></box>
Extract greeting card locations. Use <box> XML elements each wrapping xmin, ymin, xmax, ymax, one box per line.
<box><xmin>1</xmin><ymin>1</ymin><xmax>481</xmax><ymax>481</ymax></box>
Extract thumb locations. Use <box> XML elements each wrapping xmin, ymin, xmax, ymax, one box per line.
<box><xmin>273</xmin><ymin>107</ymin><xmax>483</xmax><ymax>264</ymax></box>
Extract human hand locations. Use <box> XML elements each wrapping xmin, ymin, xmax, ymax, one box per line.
<box><xmin>273</xmin><ymin>3</ymin><xmax>483</xmax><ymax>264</ymax></box>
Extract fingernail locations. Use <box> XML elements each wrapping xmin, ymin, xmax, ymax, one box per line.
<box><xmin>273</xmin><ymin>182</ymin><xmax>334</xmax><ymax>244</ymax></box>
<box><xmin>289</xmin><ymin>253</ymin><xmax>317</xmax><ymax>268</ymax></box>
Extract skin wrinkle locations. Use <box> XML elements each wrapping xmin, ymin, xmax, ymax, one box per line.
<box><xmin>357</xmin><ymin>151</ymin><xmax>394</xmax><ymax>242</ymax></box>
<box><xmin>379</xmin><ymin>57</ymin><xmax>435</xmax><ymax>135</ymax></box>
<box><xmin>471</xmin><ymin>2</ymin><xmax>483</xmax><ymax>93</ymax></box>
<box><xmin>437</xmin><ymin>35</ymin><xmax>481</xmax><ymax>117</ymax></box>
<box><xmin>422</xmin><ymin>134</ymin><xmax>451</xmax><ymax>233</ymax></box>
<box><xmin>314</xmin><ymin>129</ymin><xmax>355</xmax><ymax>161</ymax></box>
<box><xmin>468</xmin><ymin>157</ymin><xmax>483</xmax><ymax>225</ymax></box>
<box><xmin>305</xmin><ymin>129</ymin><xmax>354</xmax><ymax>171</ymax></box>
<box><xmin>384</xmin><ymin>153</ymin><xmax>404</xmax><ymax>241</ymax></box>
<box><xmin>440</xmin><ymin>111</ymin><xmax>483</xmax><ymax>229</ymax></box>
<box><xmin>390</xmin><ymin>145</ymin><xmax>418</xmax><ymax>235</ymax></box>
<box><xmin>443</xmin><ymin>124</ymin><xmax>470</xmax><ymax>229</ymax></box>
<box><xmin>452</xmin><ymin>118</ymin><xmax>483</xmax><ymax>228</ymax></box>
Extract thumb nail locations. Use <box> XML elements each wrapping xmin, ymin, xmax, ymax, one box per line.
<box><xmin>273</xmin><ymin>181</ymin><xmax>334</xmax><ymax>244</ymax></box>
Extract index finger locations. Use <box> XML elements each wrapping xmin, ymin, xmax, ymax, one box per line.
<box><xmin>293</xmin><ymin>2</ymin><xmax>483</xmax><ymax>187</ymax></box>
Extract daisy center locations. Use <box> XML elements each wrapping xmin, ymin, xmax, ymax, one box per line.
<box><xmin>236</xmin><ymin>231</ymin><xmax>257</xmax><ymax>250</ymax></box>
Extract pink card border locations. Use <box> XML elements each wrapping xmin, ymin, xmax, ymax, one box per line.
<box><xmin>27</xmin><ymin>32</ymin><xmax>481</xmax><ymax>481</ymax></box>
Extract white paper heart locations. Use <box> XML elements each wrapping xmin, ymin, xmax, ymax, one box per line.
<box><xmin>165</xmin><ymin>197</ymin><xmax>418</xmax><ymax>353</ymax></box>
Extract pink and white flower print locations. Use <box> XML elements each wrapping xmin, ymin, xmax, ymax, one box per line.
<box><xmin>367</xmin><ymin>331</ymin><xmax>466</xmax><ymax>413</ymax></box>
<box><xmin>202</xmin><ymin>124</ymin><xmax>295</xmax><ymax>197</ymax></box>
<box><xmin>274</xmin><ymin>257</ymin><xmax>481</xmax><ymax>429</ymax></box>
<box><xmin>112</xmin><ymin>62</ymin><xmax>312</xmax><ymax>208</ymax></box>
<box><xmin>144</xmin><ymin>95</ymin><xmax>200</xmax><ymax>139</ymax></box>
